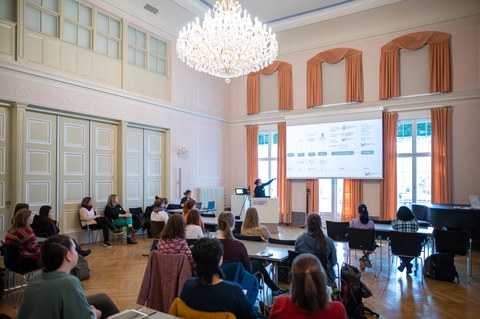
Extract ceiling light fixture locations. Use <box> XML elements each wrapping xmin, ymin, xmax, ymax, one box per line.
<box><xmin>176</xmin><ymin>0</ymin><xmax>278</xmax><ymax>84</ymax></box>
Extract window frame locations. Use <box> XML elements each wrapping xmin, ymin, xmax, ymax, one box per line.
<box><xmin>63</xmin><ymin>0</ymin><xmax>93</xmax><ymax>49</ymax></box>
<box><xmin>25</xmin><ymin>0</ymin><xmax>60</xmax><ymax>37</ymax></box>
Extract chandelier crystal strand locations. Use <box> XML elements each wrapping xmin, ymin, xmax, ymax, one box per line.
<box><xmin>176</xmin><ymin>0</ymin><xmax>278</xmax><ymax>83</ymax></box>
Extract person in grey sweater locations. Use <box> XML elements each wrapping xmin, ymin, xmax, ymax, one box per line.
<box><xmin>295</xmin><ymin>214</ymin><xmax>338</xmax><ymax>287</ymax></box>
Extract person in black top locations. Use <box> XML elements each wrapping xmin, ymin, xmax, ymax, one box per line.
<box><xmin>180</xmin><ymin>190</ymin><xmax>194</xmax><ymax>207</ymax></box>
<box><xmin>180</xmin><ymin>237</ymin><xmax>257</xmax><ymax>319</ymax></box>
<box><xmin>253</xmin><ymin>178</ymin><xmax>276</xmax><ymax>198</ymax></box>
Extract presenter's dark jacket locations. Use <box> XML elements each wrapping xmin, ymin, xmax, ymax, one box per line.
<box><xmin>254</xmin><ymin>178</ymin><xmax>275</xmax><ymax>198</ymax></box>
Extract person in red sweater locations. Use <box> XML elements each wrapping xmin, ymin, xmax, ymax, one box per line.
<box><xmin>270</xmin><ymin>253</ymin><xmax>347</xmax><ymax>319</ymax></box>
<box><xmin>5</xmin><ymin>208</ymin><xmax>41</xmax><ymax>272</ymax></box>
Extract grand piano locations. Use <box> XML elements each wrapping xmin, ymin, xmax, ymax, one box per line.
<box><xmin>412</xmin><ymin>203</ymin><xmax>480</xmax><ymax>231</ymax></box>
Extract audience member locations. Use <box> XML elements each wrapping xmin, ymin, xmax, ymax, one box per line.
<box><xmin>270</xmin><ymin>253</ymin><xmax>347</xmax><ymax>319</ymax></box>
<box><xmin>104</xmin><ymin>194</ymin><xmax>137</xmax><ymax>244</ymax></box>
<box><xmin>13</xmin><ymin>203</ymin><xmax>29</xmax><ymax>217</ymax></box>
<box><xmin>180</xmin><ymin>237</ymin><xmax>257</xmax><ymax>319</ymax></box>
<box><xmin>180</xmin><ymin>190</ymin><xmax>193</xmax><ymax>208</ymax></box>
<box><xmin>80</xmin><ymin>197</ymin><xmax>121</xmax><ymax>247</ymax></box>
<box><xmin>150</xmin><ymin>197</ymin><xmax>169</xmax><ymax>223</ymax></box>
<box><xmin>349</xmin><ymin>203</ymin><xmax>375</xmax><ymax>269</ymax></box>
<box><xmin>392</xmin><ymin>206</ymin><xmax>419</xmax><ymax>274</ymax></box>
<box><xmin>157</xmin><ymin>214</ymin><xmax>195</xmax><ymax>271</ymax></box>
<box><xmin>217</xmin><ymin>212</ymin><xmax>288</xmax><ymax>297</ymax></box>
<box><xmin>182</xmin><ymin>199</ymin><xmax>205</xmax><ymax>230</ymax></box>
<box><xmin>241</xmin><ymin>207</ymin><xmax>272</xmax><ymax>242</ymax></box>
<box><xmin>185</xmin><ymin>209</ymin><xmax>204</xmax><ymax>239</ymax></box>
<box><xmin>295</xmin><ymin>213</ymin><xmax>337</xmax><ymax>287</ymax></box>
<box><xmin>17</xmin><ymin>235</ymin><xmax>119</xmax><ymax>319</ymax></box>
<box><xmin>33</xmin><ymin>205</ymin><xmax>91</xmax><ymax>257</ymax></box>
<box><xmin>5</xmin><ymin>208</ymin><xmax>41</xmax><ymax>272</ymax></box>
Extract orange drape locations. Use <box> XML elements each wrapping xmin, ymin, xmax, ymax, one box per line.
<box><xmin>277</xmin><ymin>123</ymin><xmax>291</xmax><ymax>223</ymax></box>
<box><xmin>380</xmin><ymin>112</ymin><xmax>398</xmax><ymax>220</ymax></box>
<box><xmin>246</xmin><ymin>125</ymin><xmax>258</xmax><ymax>194</ymax></box>
<box><xmin>342</xmin><ymin>179</ymin><xmax>362</xmax><ymax>222</ymax></box>
<box><xmin>431</xmin><ymin>107</ymin><xmax>452</xmax><ymax>204</ymax></box>
<box><xmin>247</xmin><ymin>61</ymin><xmax>293</xmax><ymax>114</ymax></box>
<box><xmin>380</xmin><ymin>31</ymin><xmax>451</xmax><ymax>99</ymax></box>
<box><xmin>307</xmin><ymin>48</ymin><xmax>364</xmax><ymax>107</ymax></box>
<box><xmin>306</xmin><ymin>179</ymin><xmax>319</xmax><ymax>213</ymax></box>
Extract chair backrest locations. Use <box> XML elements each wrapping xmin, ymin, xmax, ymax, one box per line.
<box><xmin>221</xmin><ymin>262</ymin><xmax>259</xmax><ymax>306</ymax></box>
<box><xmin>268</xmin><ymin>237</ymin><xmax>296</xmax><ymax>246</ymax></box>
<box><xmin>389</xmin><ymin>231</ymin><xmax>423</xmax><ymax>257</ymax></box>
<box><xmin>186</xmin><ymin>238</ymin><xmax>198</xmax><ymax>247</ymax></box>
<box><xmin>150</xmin><ymin>221</ymin><xmax>165</xmax><ymax>238</ymax></box>
<box><xmin>326</xmin><ymin>221</ymin><xmax>349</xmax><ymax>242</ymax></box>
<box><xmin>207</xmin><ymin>201</ymin><xmax>215</xmax><ymax>209</ymax></box>
<box><xmin>167</xmin><ymin>204</ymin><xmax>181</xmax><ymax>210</ymax></box>
<box><xmin>2</xmin><ymin>244</ymin><xmax>21</xmax><ymax>271</ymax></box>
<box><xmin>169</xmin><ymin>298</ymin><xmax>236</xmax><ymax>319</ymax></box>
<box><xmin>129</xmin><ymin>207</ymin><xmax>143</xmax><ymax>216</ymax></box>
<box><xmin>347</xmin><ymin>228</ymin><xmax>376</xmax><ymax>251</ymax></box>
<box><xmin>287</xmin><ymin>250</ymin><xmax>329</xmax><ymax>274</ymax></box>
<box><xmin>434</xmin><ymin>230</ymin><xmax>470</xmax><ymax>256</ymax></box>
<box><xmin>233</xmin><ymin>221</ymin><xmax>243</xmax><ymax>234</ymax></box>
<box><xmin>233</xmin><ymin>234</ymin><xmax>263</xmax><ymax>242</ymax></box>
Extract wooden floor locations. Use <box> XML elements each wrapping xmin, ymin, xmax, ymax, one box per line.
<box><xmin>1</xmin><ymin>225</ymin><xmax>479</xmax><ymax>318</ymax></box>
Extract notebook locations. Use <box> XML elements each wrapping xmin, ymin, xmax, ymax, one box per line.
<box><xmin>468</xmin><ymin>195</ymin><xmax>480</xmax><ymax>209</ymax></box>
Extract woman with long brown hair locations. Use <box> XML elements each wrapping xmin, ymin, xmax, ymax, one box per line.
<box><xmin>241</xmin><ymin>207</ymin><xmax>272</xmax><ymax>242</ymax></box>
<box><xmin>182</xmin><ymin>199</ymin><xmax>204</xmax><ymax>230</ymax></box>
<box><xmin>295</xmin><ymin>213</ymin><xmax>337</xmax><ymax>287</ymax></box>
<box><xmin>270</xmin><ymin>254</ymin><xmax>347</xmax><ymax>318</ymax></box>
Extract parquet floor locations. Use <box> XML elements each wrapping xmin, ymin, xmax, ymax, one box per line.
<box><xmin>1</xmin><ymin>225</ymin><xmax>479</xmax><ymax>318</ymax></box>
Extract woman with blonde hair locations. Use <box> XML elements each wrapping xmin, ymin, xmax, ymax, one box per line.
<box><xmin>241</xmin><ymin>207</ymin><xmax>272</xmax><ymax>242</ymax></box>
<box><xmin>79</xmin><ymin>196</ymin><xmax>120</xmax><ymax>247</ymax></box>
<box><xmin>5</xmin><ymin>208</ymin><xmax>41</xmax><ymax>272</ymax></box>
<box><xmin>104</xmin><ymin>194</ymin><xmax>136</xmax><ymax>244</ymax></box>
<box><xmin>271</xmin><ymin>254</ymin><xmax>347</xmax><ymax>319</ymax></box>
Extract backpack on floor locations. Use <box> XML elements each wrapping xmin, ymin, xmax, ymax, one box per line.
<box><xmin>340</xmin><ymin>264</ymin><xmax>379</xmax><ymax>319</ymax></box>
<box><xmin>423</xmin><ymin>253</ymin><xmax>459</xmax><ymax>283</ymax></box>
<box><xmin>70</xmin><ymin>255</ymin><xmax>90</xmax><ymax>281</ymax></box>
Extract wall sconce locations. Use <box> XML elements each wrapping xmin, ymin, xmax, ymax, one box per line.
<box><xmin>177</xmin><ymin>146</ymin><xmax>188</xmax><ymax>155</ymax></box>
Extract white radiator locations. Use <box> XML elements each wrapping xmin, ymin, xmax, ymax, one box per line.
<box><xmin>197</xmin><ymin>187</ymin><xmax>225</xmax><ymax>212</ymax></box>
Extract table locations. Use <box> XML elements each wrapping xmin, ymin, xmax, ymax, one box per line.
<box><xmin>240</xmin><ymin>240</ymin><xmax>289</xmax><ymax>283</ymax></box>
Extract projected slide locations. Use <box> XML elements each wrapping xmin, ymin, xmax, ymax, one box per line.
<box><xmin>286</xmin><ymin>119</ymin><xmax>383</xmax><ymax>179</ymax></box>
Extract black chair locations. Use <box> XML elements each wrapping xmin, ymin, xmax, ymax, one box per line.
<box><xmin>2</xmin><ymin>243</ymin><xmax>40</xmax><ymax>306</ymax></box>
<box><xmin>233</xmin><ymin>220</ymin><xmax>243</xmax><ymax>234</ymax></box>
<box><xmin>326</xmin><ymin>221</ymin><xmax>349</xmax><ymax>242</ymax></box>
<box><xmin>166</xmin><ymin>204</ymin><xmax>181</xmax><ymax>211</ymax></box>
<box><xmin>347</xmin><ymin>228</ymin><xmax>379</xmax><ymax>275</ymax></box>
<box><xmin>434</xmin><ymin>230</ymin><xmax>472</xmax><ymax>284</ymax></box>
<box><xmin>234</xmin><ymin>234</ymin><xmax>263</xmax><ymax>242</ymax></box>
<box><xmin>388</xmin><ymin>231</ymin><xmax>424</xmax><ymax>284</ymax></box>
<box><xmin>186</xmin><ymin>238</ymin><xmax>198</xmax><ymax>247</ymax></box>
<box><xmin>268</xmin><ymin>238</ymin><xmax>296</xmax><ymax>246</ymax></box>
<box><xmin>149</xmin><ymin>221</ymin><xmax>165</xmax><ymax>238</ymax></box>
<box><xmin>286</xmin><ymin>250</ymin><xmax>338</xmax><ymax>287</ymax></box>
<box><xmin>130</xmin><ymin>207</ymin><xmax>146</xmax><ymax>236</ymax></box>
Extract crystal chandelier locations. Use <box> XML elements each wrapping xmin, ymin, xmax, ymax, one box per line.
<box><xmin>176</xmin><ymin>0</ymin><xmax>278</xmax><ymax>83</ymax></box>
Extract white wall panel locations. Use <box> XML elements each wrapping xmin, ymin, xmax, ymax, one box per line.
<box><xmin>64</xmin><ymin>181</ymin><xmax>84</xmax><ymax>204</ymax></box>
<box><xmin>27</xmin><ymin>118</ymin><xmax>52</xmax><ymax>144</ymax></box>
<box><xmin>64</xmin><ymin>152</ymin><xmax>85</xmax><ymax>175</ymax></box>
<box><xmin>26</xmin><ymin>150</ymin><xmax>51</xmax><ymax>174</ymax></box>
<box><xmin>26</xmin><ymin>181</ymin><xmax>51</xmax><ymax>205</ymax></box>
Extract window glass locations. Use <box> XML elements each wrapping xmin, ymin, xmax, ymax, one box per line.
<box><xmin>128</xmin><ymin>26</ymin><xmax>135</xmax><ymax>44</ymax></box>
<box><xmin>137</xmin><ymin>30</ymin><xmax>146</xmax><ymax>48</ymax></box>
<box><xmin>63</xmin><ymin>21</ymin><xmax>76</xmax><ymax>44</ymax></box>
<box><xmin>64</xmin><ymin>0</ymin><xmax>77</xmax><ymax>20</ymax></box>
<box><xmin>150</xmin><ymin>37</ymin><xmax>158</xmax><ymax>54</ymax></box>
<box><xmin>97</xmin><ymin>12</ymin><xmax>108</xmax><ymax>33</ymax></box>
<box><xmin>78</xmin><ymin>26</ymin><xmax>91</xmax><ymax>49</ymax></box>
<box><xmin>42</xmin><ymin>11</ymin><xmax>58</xmax><ymax>36</ymax></box>
<box><xmin>416</xmin><ymin>157</ymin><xmax>431</xmax><ymax>204</ymax></box>
<box><xmin>0</xmin><ymin>0</ymin><xmax>15</xmax><ymax>21</ymax></box>
<box><xmin>110</xmin><ymin>18</ymin><xmax>120</xmax><ymax>37</ymax></box>
<box><xmin>43</xmin><ymin>0</ymin><xmax>58</xmax><ymax>12</ymax></box>
<box><xmin>79</xmin><ymin>3</ymin><xmax>91</xmax><ymax>26</ymax></box>
<box><xmin>158</xmin><ymin>60</ymin><xmax>166</xmax><ymax>75</ymax></box>
<box><xmin>149</xmin><ymin>55</ymin><xmax>157</xmax><ymax>72</ymax></box>
<box><xmin>397</xmin><ymin>122</ymin><xmax>412</xmax><ymax>153</ymax></box>
<box><xmin>29</xmin><ymin>0</ymin><xmax>42</xmax><ymax>6</ymax></box>
<box><xmin>109</xmin><ymin>39</ymin><xmax>119</xmax><ymax>58</ymax></box>
<box><xmin>96</xmin><ymin>34</ymin><xmax>107</xmax><ymax>55</ymax></box>
<box><xmin>26</xmin><ymin>5</ymin><xmax>41</xmax><ymax>31</ymax></box>
<box><xmin>336</xmin><ymin>179</ymin><xmax>344</xmax><ymax>214</ymax></box>
<box><xmin>416</xmin><ymin>121</ymin><xmax>431</xmax><ymax>153</ymax></box>
<box><xmin>318</xmin><ymin>179</ymin><xmax>332</xmax><ymax>213</ymax></box>
<box><xmin>158</xmin><ymin>40</ymin><xmax>166</xmax><ymax>57</ymax></box>
<box><xmin>135</xmin><ymin>49</ymin><xmax>145</xmax><ymax>68</ymax></box>
<box><xmin>258</xmin><ymin>133</ymin><xmax>269</xmax><ymax>158</ymax></box>
<box><xmin>128</xmin><ymin>47</ymin><xmax>135</xmax><ymax>65</ymax></box>
<box><xmin>397</xmin><ymin>157</ymin><xmax>413</xmax><ymax>207</ymax></box>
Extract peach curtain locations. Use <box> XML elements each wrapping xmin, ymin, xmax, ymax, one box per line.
<box><xmin>431</xmin><ymin>107</ymin><xmax>452</xmax><ymax>204</ymax></box>
<box><xmin>306</xmin><ymin>179</ymin><xmax>319</xmax><ymax>213</ymax></box>
<box><xmin>342</xmin><ymin>179</ymin><xmax>362</xmax><ymax>222</ymax></box>
<box><xmin>380</xmin><ymin>31</ymin><xmax>451</xmax><ymax>99</ymax></box>
<box><xmin>380</xmin><ymin>112</ymin><xmax>398</xmax><ymax>220</ymax></box>
<box><xmin>247</xmin><ymin>61</ymin><xmax>293</xmax><ymax>114</ymax></box>
<box><xmin>246</xmin><ymin>125</ymin><xmax>258</xmax><ymax>194</ymax></box>
<box><xmin>307</xmin><ymin>48</ymin><xmax>364</xmax><ymax>107</ymax></box>
<box><xmin>277</xmin><ymin>122</ymin><xmax>292</xmax><ymax>223</ymax></box>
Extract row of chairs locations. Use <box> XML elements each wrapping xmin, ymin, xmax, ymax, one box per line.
<box><xmin>325</xmin><ymin>221</ymin><xmax>473</xmax><ymax>284</ymax></box>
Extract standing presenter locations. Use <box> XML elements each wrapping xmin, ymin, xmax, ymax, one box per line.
<box><xmin>253</xmin><ymin>178</ymin><xmax>276</xmax><ymax>198</ymax></box>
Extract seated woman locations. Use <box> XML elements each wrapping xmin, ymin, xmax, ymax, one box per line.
<box><xmin>349</xmin><ymin>203</ymin><xmax>375</xmax><ymax>269</ymax></box>
<box><xmin>392</xmin><ymin>206</ymin><xmax>420</xmax><ymax>274</ymax></box>
<box><xmin>14</xmin><ymin>203</ymin><xmax>29</xmax><ymax>217</ymax></box>
<box><xmin>33</xmin><ymin>205</ymin><xmax>90</xmax><ymax>257</ymax></box>
<box><xmin>182</xmin><ymin>199</ymin><xmax>205</xmax><ymax>230</ymax></box>
<box><xmin>180</xmin><ymin>189</ymin><xmax>194</xmax><ymax>208</ymax></box>
<box><xmin>180</xmin><ymin>237</ymin><xmax>257</xmax><ymax>319</ymax></box>
<box><xmin>18</xmin><ymin>234</ymin><xmax>119</xmax><ymax>319</ymax></box>
<box><xmin>157</xmin><ymin>214</ymin><xmax>195</xmax><ymax>271</ymax></box>
<box><xmin>104</xmin><ymin>194</ymin><xmax>137</xmax><ymax>245</ymax></box>
<box><xmin>150</xmin><ymin>197</ymin><xmax>169</xmax><ymax>223</ymax></box>
<box><xmin>270</xmin><ymin>253</ymin><xmax>347</xmax><ymax>319</ymax></box>
<box><xmin>79</xmin><ymin>197</ymin><xmax>120</xmax><ymax>247</ymax></box>
<box><xmin>4</xmin><ymin>208</ymin><xmax>41</xmax><ymax>272</ymax></box>
<box><xmin>218</xmin><ymin>212</ymin><xmax>288</xmax><ymax>297</ymax></box>
<box><xmin>295</xmin><ymin>213</ymin><xmax>337</xmax><ymax>287</ymax></box>
<box><xmin>185</xmin><ymin>209</ymin><xmax>204</xmax><ymax>240</ymax></box>
<box><xmin>241</xmin><ymin>207</ymin><xmax>272</xmax><ymax>242</ymax></box>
